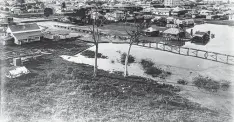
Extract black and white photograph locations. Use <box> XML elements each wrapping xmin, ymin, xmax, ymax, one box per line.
<box><xmin>0</xmin><ymin>0</ymin><xmax>234</xmax><ymax>121</ymax></box>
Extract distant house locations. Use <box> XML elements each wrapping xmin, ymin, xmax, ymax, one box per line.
<box><xmin>105</xmin><ymin>10</ymin><xmax>125</xmax><ymax>21</ymax></box>
<box><xmin>163</xmin><ymin>28</ymin><xmax>185</xmax><ymax>38</ymax></box>
<box><xmin>152</xmin><ymin>8</ymin><xmax>172</xmax><ymax>16</ymax></box>
<box><xmin>6</xmin><ymin>23</ymin><xmax>42</xmax><ymax>45</ymax></box>
<box><xmin>143</xmin><ymin>25</ymin><xmax>160</xmax><ymax>37</ymax></box>
<box><xmin>174</xmin><ymin>19</ymin><xmax>194</xmax><ymax>27</ymax></box>
<box><xmin>171</xmin><ymin>7</ymin><xmax>188</xmax><ymax>16</ymax></box>
<box><xmin>199</xmin><ymin>10</ymin><xmax>213</xmax><ymax>16</ymax></box>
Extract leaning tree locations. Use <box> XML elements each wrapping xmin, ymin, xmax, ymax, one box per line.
<box><xmin>123</xmin><ymin>17</ymin><xmax>148</xmax><ymax>77</ymax></box>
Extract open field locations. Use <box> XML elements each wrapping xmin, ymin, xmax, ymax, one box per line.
<box><xmin>1</xmin><ymin>39</ymin><xmax>233</xmax><ymax>122</ymax></box>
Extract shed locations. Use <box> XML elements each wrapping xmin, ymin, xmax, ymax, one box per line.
<box><xmin>143</xmin><ymin>26</ymin><xmax>160</xmax><ymax>37</ymax></box>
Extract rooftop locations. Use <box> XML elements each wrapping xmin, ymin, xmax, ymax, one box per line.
<box><xmin>9</xmin><ymin>23</ymin><xmax>40</xmax><ymax>32</ymax></box>
<box><xmin>13</xmin><ymin>31</ymin><xmax>42</xmax><ymax>40</ymax></box>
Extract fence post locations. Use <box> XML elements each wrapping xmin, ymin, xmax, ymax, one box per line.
<box><xmin>149</xmin><ymin>42</ymin><xmax>151</xmax><ymax>48</ymax></box>
<box><xmin>178</xmin><ymin>47</ymin><xmax>180</xmax><ymax>54</ymax></box>
<box><xmin>204</xmin><ymin>51</ymin><xmax>208</xmax><ymax>59</ymax></box>
<box><xmin>163</xmin><ymin>44</ymin><xmax>165</xmax><ymax>50</ymax></box>
<box><xmin>156</xmin><ymin>43</ymin><xmax>158</xmax><ymax>49</ymax></box>
<box><xmin>227</xmin><ymin>55</ymin><xmax>229</xmax><ymax>64</ymax></box>
<box><xmin>187</xmin><ymin>48</ymin><xmax>189</xmax><ymax>56</ymax></box>
<box><xmin>216</xmin><ymin>53</ymin><xmax>218</xmax><ymax>61</ymax></box>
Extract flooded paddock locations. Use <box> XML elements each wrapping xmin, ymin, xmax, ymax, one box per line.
<box><xmin>186</xmin><ymin>24</ymin><xmax>234</xmax><ymax>55</ymax></box>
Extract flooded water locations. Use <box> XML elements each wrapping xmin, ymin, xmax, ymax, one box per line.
<box><xmin>186</xmin><ymin>24</ymin><xmax>234</xmax><ymax>55</ymax></box>
<box><xmin>61</xmin><ymin>43</ymin><xmax>234</xmax><ymax>82</ymax></box>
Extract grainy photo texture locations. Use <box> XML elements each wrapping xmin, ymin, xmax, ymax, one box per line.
<box><xmin>0</xmin><ymin>0</ymin><xmax>234</xmax><ymax>122</ymax></box>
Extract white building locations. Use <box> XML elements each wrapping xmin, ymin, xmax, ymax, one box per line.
<box><xmin>6</xmin><ymin>23</ymin><xmax>42</xmax><ymax>45</ymax></box>
<box><xmin>164</xmin><ymin>0</ymin><xmax>181</xmax><ymax>7</ymax></box>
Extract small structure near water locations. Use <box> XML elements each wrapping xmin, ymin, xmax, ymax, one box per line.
<box><xmin>163</xmin><ymin>28</ymin><xmax>185</xmax><ymax>38</ymax></box>
<box><xmin>143</xmin><ymin>26</ymin><xmax>159</xmax><ymax>37</ymax></box>
<box><xmin>192</xmin><ymin>31</ymin><xmax>210</xmax><ymax>44</ymax></box>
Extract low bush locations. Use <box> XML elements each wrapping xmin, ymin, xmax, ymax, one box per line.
<box><xmin>177</xmin><ymin>79</ymin><xmax>188</xmax><ymax>85</ymax></box>
<box><xmin>193</xmin><ymin>76</ymin><xmax>220</xmax><ymax>92</ymax></box>
<box><xmin>81</xmin><ymin>50</ymin><xmax>108</xmax><ymax>59</ymax></box>
<box><xmin>140</xmin><ymin>59</ymin><xmax>170</xmax><ymax>78</ymax></box>
<box><xmin>145</xmin><ymin>67</ymin><xmax>163</xmax><ymax>77</ymax></box>
<box><xmin>140</xmin><ymin>59</ymin><xmax>154</xmax><ymax>69</ymax></box>
<box><xmin>111</xmin><ymin>60</ymin><xmax>115</xmax><ymax>64</ymax></box>
<box><xmin>221</xmin><ymin>80</ymin><xmax>231</xmax><ymax>91</ymax></box>
<box><xmin>120</xmin><ymin>53</ymin><xmax>135</xmax><ymax>65</ymax></box>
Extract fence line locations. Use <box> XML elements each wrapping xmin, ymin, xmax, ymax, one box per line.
<box><xmin>135</xmin><ymin>42</ymin><xmax>234</xmax><ymax>65</ymax></box>
<box><xmin>54</xmin><ymin>25</ymin><xmax>234</xmax><ymax>65</ymax></box>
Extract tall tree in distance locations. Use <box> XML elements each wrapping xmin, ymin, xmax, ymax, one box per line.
<box><xmin>61</xmin><ymin>2</ymin><xmax>66</xmax><ymax>12</ymax></box>
<box><xmin>44</xmin><ymin>8</ymin><xmax>53</xmax><ymax>17</ymax></box>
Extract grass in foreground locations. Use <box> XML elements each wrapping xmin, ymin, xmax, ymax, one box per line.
<box><xmin>3</xmin><ymin>55</ymin><xmax>231</xmax><ymax>122</ymax></box>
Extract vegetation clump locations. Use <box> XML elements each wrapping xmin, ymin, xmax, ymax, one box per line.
<box><xmin>120</xmin><ymin>53</ymin><xmax>135</xmax><ymax>65</ymax></box>
<box><xmin>192</xmin><ymin>76</ymin><xmax>231</xmax><ymax>92</ymax></box>
<box><xmin>81</xmin><ymin>50</ymin><xmax>108</xmax><ymax>59</ymax></box>
<box><xmin>177</xmin><ymin>79</ymin><xmax>188</xmax><ymax>85</ymax></box>
<box><xmin>220</xmin><ymin>80</ymin><xmax>231</xmax><ymax>91</ymax></box>
<box><xmin>140</xmin><ymin>59</ymin><xmax>171</xmax><ymax>78</ymax></box>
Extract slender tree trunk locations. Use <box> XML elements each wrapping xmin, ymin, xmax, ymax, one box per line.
<box><xmin>94</xmin><ymin>43</ymin><xmax>98</xmax><ymax>77</ymax></box>
<box><xmin>124</xmin><ymin>42</ymin><xmax>132</xmax><ymax>77</ymax></box>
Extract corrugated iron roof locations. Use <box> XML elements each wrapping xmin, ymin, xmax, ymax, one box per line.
<box><xmin>9</xmin><ymin>23</ymin><xmax>40</xmax><ymax>32</ymax></box>
<box><xmin>163</xmin><ymin>28</ymin><xmax>183</xmax><ymax>35</ymax></box>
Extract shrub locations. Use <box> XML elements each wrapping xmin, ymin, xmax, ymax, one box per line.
<box><xmin>111</xmin><ymin>60</ymin><xmax>115</xmax><ymax>64</ymax></box>
<box><xmin>221</xmin><ymin>81</ymin><xmax>231</xmax><ymax>91</ymax></box>
<box><xmin>145</xmin><ymin>67</ymin><xmax>163</xmax><ymax>77</ymax></box>
<box><xmin>120</xmin><ymin>53</ymin><xmax>135</xmax><ymax>65</ymax></box>
<box><xmin>81</xmin><ymin>50</ymin><xmax>108</xmax><ymax>59</ymax></box>
<box><xmin>193</xmin><ymin>76</ymin><xmax>220</xmax><ymax>92</ymax></box>
<box><xmin>177</xmin><ymin>79</ymin><xmax>188</xmax><ymax>85</ymax></box>
<box><xmin>140</xmin><ymin>59</ymin><xmax>170</xmax><ymax>78</ymax></box>
<box><xmin>140</xmin><ymin>59</ymin><xmax>154</xmax><ymax>69</ymax></box>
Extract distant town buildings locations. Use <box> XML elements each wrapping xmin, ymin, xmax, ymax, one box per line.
<box><xmin>164</xmin><ymin>0</ymin><xmax>181</xmax><ymax>7</ymax></box>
